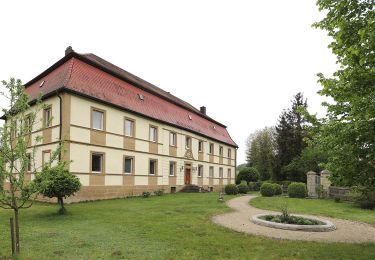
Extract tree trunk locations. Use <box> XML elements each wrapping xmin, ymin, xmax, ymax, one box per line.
<box><xmin>58</xmin><ymin>197</ymin><xmax>66</xmax><ymax>214</ymax></box>
<box><xmin>14</xmin><ymin>209</ymin><xmax>20</xmax><ymax>253</ymax></box>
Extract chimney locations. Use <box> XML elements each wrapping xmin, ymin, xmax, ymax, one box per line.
<box><xmin>65</xmin><ymin>46</ymin><xmax>74</xmax><ymax>56</ymax></box>
<box><xmin>200</xmin><ymin>106</ymin><xmax>206</xmax><ymax>115</ymax></box>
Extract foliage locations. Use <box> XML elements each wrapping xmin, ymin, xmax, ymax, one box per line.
<box><xmin>350</xmin><ymin>186</ymin><xmax>375</xmax><ymax>209</ymax></box>
<box><xmin>154</xmin><ymin>189</ymin><xmax>164</xmax><ymax>196</ymax></box>
<box><xmin>224</xmin><ymin>184</ymin><xmax>239</xmax><ymax>195</ymax></box>
<box><xmin>283</xmin><ymin>146</ymin><xmax>328</xmax><ymax>183</ymax></box>
<box><xmin>142</xmin><ymin>191</ymin><xmax>151</xmax><ymax>198</ymax></box>
<box><xmin>33</xmin><ymin>162</ymin><xmax>81</xmax><ymax>214</ymax></box>
<box><xmin>311</xmin><ymin>1</ymin><xmax>375</xmax><ymax>202</ymax></box>
<box><xmin>246</xmin><ymin>127</ymin><xmax>276</xmax><ymax>180</ymax></box>
<box><xmin>260</xmin><ymin>183</ymin><xmax>275</xmax><ymax>197</ymax></box>
<box><xmin>237</xmin><ymin>181</ymin><xmax>249</xmax><ymax>194</ymax></box>
<box><xmin>315</xmin><ymin>185</ymin><xmax>327</xmax><ymax>199</ymax></box>
<box><xmin>273</xmin><ymin>183</ymin><xmax>282</xmax><ymax>195</ymax></box>
<box><xmin>235</xmin><ymin>167</ymin><xmax>260</xmax><ymax>184</ymax></box>
<box><xmin>288</xmin><ymin>182</ymin><xmax>307</xmax><ymax>198</ymax></box>
<box><xmin>260</xmin><ymin>215</ymin><xmax>323</xmax><ymax>225</ymax></box>
<box><xmin>0</xmin><ymin>78</ymin><xmax>62</xmax><ymax>253</ymax></box>
<box><xmin>274</xmin><ymin>93</ymin><xmax>308</xmax><ymax>181</ymax></box>
<box><xmin>248</xmin><ymin>181</ymin><xmax>262</xmax><ymax>191</ymax></box>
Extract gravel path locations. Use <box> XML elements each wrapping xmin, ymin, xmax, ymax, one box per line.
<box><xmin>212</xmin><ymin>195</ymin><xmax>375</xmax><ymax>243</ymax></box>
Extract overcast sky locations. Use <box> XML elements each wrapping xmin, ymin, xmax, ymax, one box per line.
<box><xmin>0</xmin><ymin>1</ymin><xmax>337</xmax><ymax>164</ymax></box>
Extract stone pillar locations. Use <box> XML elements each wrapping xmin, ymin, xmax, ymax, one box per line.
<box><xmin>306</xmin><ymin>171</ymin><xmax>318</xmax><ymax>198</ymax></box>
<box><xmin>320</xmin><ymin>170</ymin><xmax>331</xmax><ymax>193</ymax></box>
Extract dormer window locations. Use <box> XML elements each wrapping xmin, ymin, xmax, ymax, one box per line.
<box><xmin>138</xmin><ymin>94</ymin><xmax>144</xmax><ymax>101</ymax></box>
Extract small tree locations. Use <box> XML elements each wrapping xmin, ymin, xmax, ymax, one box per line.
<box><xmin>236</xmin><ymin>167</ymin><xmax>260</xmax><ymax>184</ymax></box>
<box><xmin>33</xmin><ymin>162</ymin><xmax>81</xmax><ymax>214</ymax></box>
<box><xmin>0</xmin><ymin>78</ymin><xmax>62</xmax><ymax>253</ymax></box>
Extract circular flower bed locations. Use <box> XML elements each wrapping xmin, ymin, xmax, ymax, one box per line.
<box><xmin>252</xmin><ymin>214</ymin><xmax>336</xmax><ymax>232</ymax></box>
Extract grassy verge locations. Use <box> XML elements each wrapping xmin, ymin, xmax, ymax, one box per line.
<box><xmin>0</xmin><ymin>193</ymin><xmax>374</xmax><ymax>259</ymax></box>
<box><xmin>250</xmin><ymin>196</ymin><xmax>375</xmax><ymax>224</ymax></box>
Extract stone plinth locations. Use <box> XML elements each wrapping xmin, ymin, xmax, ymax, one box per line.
<box><xmin>306</xmin><ymin>171</ymin><xmax>318</xmax><ymax>198</ymax></box>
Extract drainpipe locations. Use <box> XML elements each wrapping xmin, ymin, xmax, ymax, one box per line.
<box><xmin>56</xmin><ymin>91</ymin><xmax>62</xmax><ymax>161</ymax></box>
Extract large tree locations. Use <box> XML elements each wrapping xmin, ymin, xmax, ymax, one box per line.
<box><xmin>274</xmin><ymin>93</ymin><xmax>308</xmax><ymax>181</ymax></box>
<box><xmin>312</xmin><ymin>1</ymin><xmax>375</xmax><ymax>196</ymax></box>
<box><xmin>0</xmin><ymin>78</ymin><xmax>62</xmax><ymax>253</ymax></box>
<box><xmin>246</xmin><ymin>127</ymin><xmax>276</xmax><ymax>180</ymax></box>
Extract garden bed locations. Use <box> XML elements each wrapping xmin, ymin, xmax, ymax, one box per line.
<box><xmin>252</xmin><ymin>213</ymin><xmax>336</xmax><ymax>232</ymax></box>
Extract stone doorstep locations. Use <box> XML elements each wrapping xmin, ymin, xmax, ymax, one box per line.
<box><xmin>251</xmin><ymin>213</ymin><xmax>336</xmax><ymax>232</ymax></box>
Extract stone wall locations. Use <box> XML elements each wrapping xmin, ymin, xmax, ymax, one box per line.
<box><xmin>328</xmin><ymin>186</ymin><xmax>352</xmax><ymax>201</ymax></box>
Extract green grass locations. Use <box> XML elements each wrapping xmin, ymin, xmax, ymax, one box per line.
<box><xmin>0</xmin><ymin>193</ymin><xmax>373</xmax><ymax>259</ymax></box>
<box><xmin>250</xmin><ymin>196</ymin><xmax>375</xmax><ymax>224</ymax></box>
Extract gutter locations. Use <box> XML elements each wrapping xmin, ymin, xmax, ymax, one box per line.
<box><xmin>56</xmin><ymin>90</ymin><xmax>62</xmax><ymax>161</ymax></box>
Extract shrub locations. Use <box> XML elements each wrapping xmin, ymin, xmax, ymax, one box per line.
<box><xmin>248</xmin><ymin>181</ymin><xmax>262</xmax><ymax>191</ymax></box>
<box><xmin>260</xmin><ymin>183</ymin><xmax>275</xmax><ymax>197</ymax></box>
<box><xmin>236</xmin><ymin>167</ymin><xmax>260</xmax><ymax>184</ymax></box>
<box><xmin>154</xmin><ymin>189</ymin><xmax>164</xmax><ymax>196</ymax></box>
<box><xmin>237</xmin><ymin>181</ymin><xmax>249</xmax><ymax>194</ymax></box>
<box><xmin>334</xmin><ymin>197</ymin><xmax>341</xmax><ymax>203</ymax></box>
<box><xmin>351</xmin><ymin>187</ymin><xmax>375</xmax><ymax>209</ymax></box>
<box><xmin>33</xmin><ymin>163</ymin><xmax>81</xmax><ymax>214</ymax></box>
<box><xmin>273</xmin><ymin>183</ymin><xmax>282</xmax><ymax>195</ymax></box>
<box><xmin>288</xmin><ymin>182</ymin><xmax>307</xmax><ymax>198</ymax></box>
<box><xmin>142</xmin><ymin>191</ymin><xmax>151</xmax><ymax>198</ymax></box>
<box><xmin>225</xmin><ymin>184</ymin><xmax>239</xmax><ymax>195</ymax></box>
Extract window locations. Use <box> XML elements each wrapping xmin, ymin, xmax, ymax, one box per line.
<box><xmin>43</xmin><ymin>107</ymin><xmax>52</xmax><ymax>127</ymax></box>
<box><xmin>185</xmin><ymin>136</ymin><xmax>191</xmax><ymax>149</ymax></box>
<box><xmin>26</xmin><ymin>153</ymin><xmax>31</xmax><ymax>172</ymax></box>
<box><xmin>124</xmin><ymin>119</ymin><xmax>135</xmax><ymax>137</ymax></box>
<box><xmin>124</xmin><ymin>157</ymin><xmax>133</xmax><ymax>174</ymax></box>
<box><xmin>170</xmin><ymin>132</ymin><xmax>177</xmax><ymax>146</ymax></box>
<box><xmin>149</xmin><ymin>159</ymin><xmax>157</xmax><ymax>175</ymax></box>
<box><xmin>219</xmin><ymin>167</ymin><xmax>223</xmax><ymax>178</ymax></box>
<box><xmin>92</xmin><ymin>109</ymin><xmax>104</xmax><ymax>130</ymax></box>
<box><xmin>169</xmin><ymin>161</ymin><xmax>176</xmax><ymax>176</ymax></box>
<box><xmin>219</xmin><ymin>146</ymin><xmax>223</xmax><ymax>156</ymax></box>
<box><xmin>209</xmin><ymin>166</ymin><xmax>214</xmax><ymax>178</ymax></box>
<box><xmin>228</xmin><ymin>169</ymin><xmax>231</xmax><ymax>179</ymax></box>
<box><xmin>198</xmin><ymin>141</ymin><xmax>203</xmax><ymax>152</ymax></box>
<box><xmin>228</xmin><ymin>148</ymin><xmax>231</xmax><ymax>158</ymax></box>
<box><xmin>25</xmin><ymin>114</ymin><xmax>32</xmax><ymax>131</ymax></box>
<box><xmin>198</xmin><ymin>165</ymin><xmax>203</xmax><ymax>177</ymax></box>
<box><xmin>209</xmin><ymin>143</ymin><xmax>214</xmax><ymax>154</ymax></box>
<box><xmin>42</xmin><ymin>150</ymin><xmax>51</xmax><ymax>166</ymax></box>
<box><xmin>149</xmin><ymin>126</ymin><xmax>157</xmax><ymax>142</ymax></box>
<box><xmin>91</xmin><ymin>153</ymin><xmax>103</xmax><ymax>173</ymax></box>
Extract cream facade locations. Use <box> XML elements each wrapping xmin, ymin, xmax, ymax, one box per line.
<box><xmin>24</xmin><ymin>93</ymin><xmax>236</xmax><ymax>202</ymax></box>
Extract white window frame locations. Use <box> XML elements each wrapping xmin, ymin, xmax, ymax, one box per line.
<box><xmin>92</xmin><ymin>109</ymin><xmax>104</xmax><ymax>130</ymax></box>
<box><xmin>124</xmin><ymin>157</ymin><xmax>134</xmax><ymax>174</ymax></box>
<box><xmin>91</xmin><ymin>153</ymin><xmax>103</xmax><ymax>173</ymax></box>
<box><xmin>124</xmin><ymin>119</ymin><xmax>135</xmax><ymax>137</ymax></box>
<box><xmin>170</xmin><ymin>132</ymin><xmax>177</xmax><ymax>146</ymax></box>
<box><xmin>169</xmin><ymin>161</ymin><xmax>176</xmax><ymax>176</ymax></box>
<box><xmin>149</xmin><ymin>126</ymin><xmax>157</xmax><ymax>142</ymax></box>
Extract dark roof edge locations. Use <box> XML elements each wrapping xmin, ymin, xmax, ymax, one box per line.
<box><xmin>24</xmin><ymin>51</ymin><xmax>228</xmax><ymax>128</ymax></box>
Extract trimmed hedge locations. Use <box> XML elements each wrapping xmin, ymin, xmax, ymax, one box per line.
<box><xmin>225</xmin><ymin>184</ymin><xmax>239</xmax><ymax>195</ymax></box>
<box><xmin>237</xmin><ymin>181</ymin><xmax>249</xmax><ymax>194</ymax></box>
<box><xmin>273</xmin><ymin>183</ymin><xmax>282</xmax><ymax>195</ymax></box>
<box><xmin>288</xmin><ymin>182</ymin><xmax>307</xmax><ymax>198</ymax></box>
<box><xmin>260</xmin><ymin>183</ymin><xmax>275</xmax><ymax>197</ymax></box>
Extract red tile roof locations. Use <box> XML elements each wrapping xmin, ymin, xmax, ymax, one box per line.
<box><xmin>24</xmin><ymin>51</ymin><xmax>237</xmax><ymax>147</ymax></box>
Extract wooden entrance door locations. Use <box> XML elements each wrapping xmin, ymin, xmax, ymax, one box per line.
<box><xmin>184</xmin><ymin>168</ymin><xmax>191</xmax><ymax>185</ymax></box>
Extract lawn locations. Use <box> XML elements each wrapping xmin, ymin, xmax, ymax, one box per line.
<box><xmin>250</xmin><ymin>196</ymin><xmax>375</xmax><ymax>225</ymax></box>
<box><xmin>0</xmin><ymin>193</ymin><xmax>374</xmax><ymax>259</ymax></box>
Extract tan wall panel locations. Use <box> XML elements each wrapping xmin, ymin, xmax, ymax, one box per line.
<box><xmin>90</xmin><ymin>174</ymin><xmax>105</xmax><ymax>186</ymax></box>
<box><xmin>124</xmin><ymin>137</ymin><xmax>135</xmax><ymax>150</ymax></box>
<box><xmin>105</xmin><ymin>175</ymin><xmax>123</xmax><ymax>186</ymax></box>
<box><xmin>90</xmin><ymin>130</ymin><xmax>106</xmax><ymax>145</ymax></box>
<box><xmin>135</xmin><ymin>176</ymin><xmax>148</xmax><ymax>185</ymax></box>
